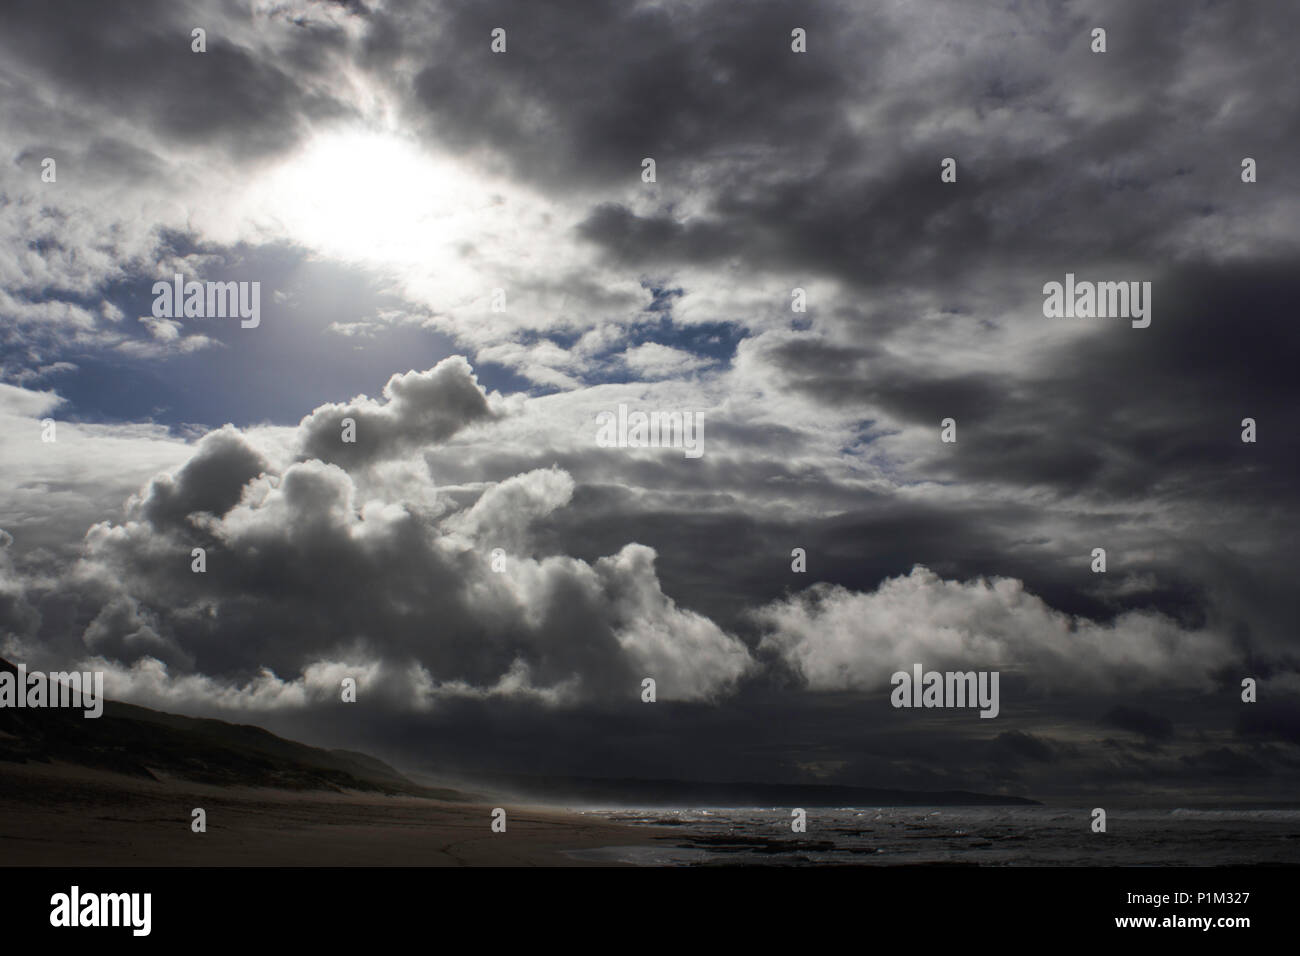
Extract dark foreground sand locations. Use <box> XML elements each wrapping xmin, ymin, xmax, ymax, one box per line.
<box><xmin>0</xmin><ymin>761</ymin><xmax>660</xmax><ymax>866</ymax></box>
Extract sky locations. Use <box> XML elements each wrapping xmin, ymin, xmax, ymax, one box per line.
<box><xmin>1</xmin><ymin>0</ymin><xmax>1298</xmax><ymax>804</ymax></box>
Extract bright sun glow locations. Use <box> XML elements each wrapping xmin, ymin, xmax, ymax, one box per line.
<box><xmin>250</xmin><ymin>130</ymin><xmax>491</xmax><ymax>266</ymax></box>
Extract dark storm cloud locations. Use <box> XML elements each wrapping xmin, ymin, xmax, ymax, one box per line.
<box><xmin>1102</xmin><ymin>706</ymin><xmax>1175</xmax><ymax>742</ymax></box>
<box><xmin>14</xmin><ymin>360</ymin><xmax>752</xmax><ymax>708</ymax></box>
<box><xmin>529</xmin><ymin>485</ymin><xmax>1100</xmax><ymax>634</ymax></box>
<box><xmin>751</xmin><ymin>257</ymin><xmax>1300</xmax><ymax>668</ymax></box>
<box><xmin>763</xmin><ymin>260</ymin><xmax>1300</xmax><ymax>506</ymax></box>
<box><xmin>296</xmin><ymin>356</ymin><xmax>499</xmax><ymax>466</ymax></box>
<box><xmin>938</xmin><ymin>261</ymin><xmax>1300</xmax><ymax>506</ymax></box>
<box><xmin>1180</xmin><ymin>746</ymin><xmax>1271</xmax><ymax>779</ymax></box>
<box><xmin>15</xmin><ymin>138</ymin><xmax>167</xmax><ymax>186</ymax></box>
<box><xmin>5</xmin><ymin>355</ymin><xmax>1294</xmax><ymax>799</ymax></box>
<box><xmin>389</xmin><ymin>0</ymin><xmax>851</xmax><ymax>193</ymax></box>
<box><xmin>355</xmin><ymin>0</ymin><xmax>1300</xmax><ymax>301</ymax></box>
<box><xmin>0</xmin><ymin>0</ymin><xmax>354</xmax><ymax>162</ymax></box>
<box><xmin>140</xmin><ymin>426</ymin><xmax>267</xmax><ymax>530</ymax></box>
<box><xmin>0</xmin><ymin>533</ymin><xmax>41</xmax><ymax>641</ymax></box>
<box><xmin>1237</xmin><ymin>700</ymin><xmax>1300</xmax><ymax>747</ymax></box>
<box><xmin>991</xmin><ymin>730</ymin><xmax>1063</xmax><ymax>765</ymax></box>
<box><xmin>577</xmin><ymin>204</ymin><xmax>742</xmax><ymax>268</ymax></box>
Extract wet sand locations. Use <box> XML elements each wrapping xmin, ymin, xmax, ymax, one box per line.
<box><xmin>0</xmin><ymin>760</ymin><xmax>660</xmax><ymax>866</ymax></box>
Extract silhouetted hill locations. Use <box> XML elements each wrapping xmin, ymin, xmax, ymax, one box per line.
<box><xmin>0</xmin><ymin>658</ymin><xmax>464</xmax><ymax>797</ymax></box>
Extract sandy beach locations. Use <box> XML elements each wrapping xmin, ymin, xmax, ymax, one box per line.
<box><xmin>0</xmin><ymin>760</ymin><xmax>659</xmax><ymax>866</ymax></box>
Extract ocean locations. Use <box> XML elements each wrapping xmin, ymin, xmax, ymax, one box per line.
<box><xmin>565</xmin><ymin>806</ymin><xmax>1300</xmax><ymax>866</ymax></box>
